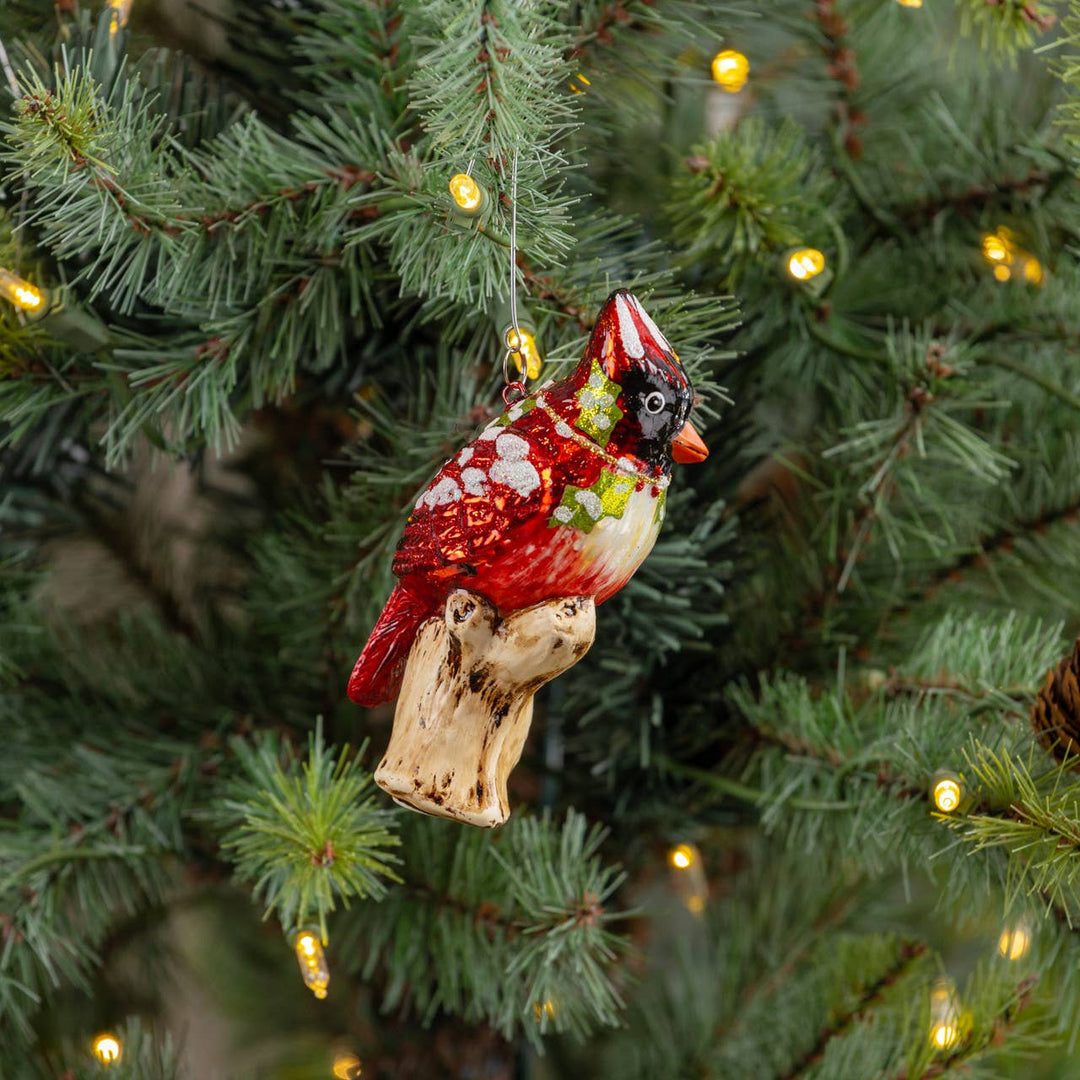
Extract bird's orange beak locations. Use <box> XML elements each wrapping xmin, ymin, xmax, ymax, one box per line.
<box><xmin>672</xmin><ymin>420</ymin><xmax>708</xmax><ymax>464</ymax></box>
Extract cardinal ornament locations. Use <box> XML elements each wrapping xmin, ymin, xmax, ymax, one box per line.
<box><xmin>349</xmin><ymin>289</ymin><xmax>708</xmax><ymax>826</ymax></box>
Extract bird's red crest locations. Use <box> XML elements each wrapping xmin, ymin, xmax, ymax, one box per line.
<box><xmin>577</xmin><ymin>289</ymin><xmax>690</xmax><ymax>394</ymax></box>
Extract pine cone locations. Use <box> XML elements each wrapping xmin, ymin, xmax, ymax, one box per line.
<box><xmin>1031</xmin><ymin>639</ymin><xmax>1080</xmax><ymax>765</ymax></box>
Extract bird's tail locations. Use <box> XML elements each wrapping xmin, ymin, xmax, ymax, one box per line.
<box><xmin>347</xmin><ymin>584</ymin><xmax>434</xmax><ymax>706</ymax></box>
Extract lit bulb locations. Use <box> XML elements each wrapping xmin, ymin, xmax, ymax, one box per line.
<box><xmin>92</xmin><ymin>1033</ymin><xmax>122</xmax><ymax>1064</ymax></box>
<box><xmin>982</xmin><ymin>233</ymin><xmax>1011</xmax><ymax>263</ymax></box>
<box><xmin>686</xmin><ymin>893</ymin><xmax>706</xmax><ymax>914</ymax></box>
<box><xmin>711</xmin><ymin>50</ymin><xmax>749</xmax><ymax>93</ymax></box>
<box><xmin>929</xmin><ymin>980</ymin><xmax>963</xmax><ymax>1051</ymax></box>
<box><xmin>332</xmin><ymin>1052</ymin><xmax>362</xmax><ymax>1079</ymax></box>
<box><xmin>931</xmin><ymin>1022</ymin><xmax>959</xmax><ymax>1049</ymax></box>
<box><xmin>505</xmin><ymin>327</ymin><xmax>542</xmax><ymax>380</ymax></box>
<box><xmin>1022</xmin><ymin>256</ymin><xmax>1044</xmax><ymax>285</ymax></box>
<box><xmin>0</xmin><ymin>268</ymin><xmax>43</xmax><ymax>312</ymax></box>
<box><xmin>895</xmin><ymin>0</ymin><xmax>923</xmax><ymax>7</ymax></box>
<box><xmin>533</xmin><ymin>998</ymin><xmax>557</xmax><ymax>1022</ymax></box>
<box><xmin>294</xmin><ymin>930</ymin><xmax>330</xmax><ymax>1000</ymax></box>
<box><xmin>448</xmin><ymin>173</ymin><xmax>484</xmax><ymax>214</ymax></box>
<box><xmin>993</xmin><ymin>264</ymin><xmax>1011</xmax><ymax>282</ymax></box>
<box><xmin>931</xmin><ymin>776</ymin><xmax>961</xmax><ymax>813</ymax></box>
<box><xmin>786</xmin><ymin>248</ymin><xmax>826</xmax><ymax>281</ymax></box>
<box><xmin>668</xmin><ymin>843</ymin><xmax>697</xmax><ymax>870</ymax></box>
<box><xmin>108</xmin><ymin>0</ymin><xmax>133</xmax><ymax>34</ymax></box>
<box><xmin>569</xmin><ymin>72</ymin><xmax>591</xmax><ymax>95</ymax></box>
<box><xmin>998</xmin><ymin>924</ymin><xmax>1031</xmax><ymax>960</ymax></box>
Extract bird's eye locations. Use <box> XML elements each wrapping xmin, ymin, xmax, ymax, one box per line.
<box><xmin>643</xmin><ymin>391</ymin><xmax>665</xmax><ymax>415</ymax></box>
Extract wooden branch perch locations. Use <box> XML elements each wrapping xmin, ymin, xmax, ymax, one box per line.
<box><xmin>374</xmin><ymin>590</ymin><xmax>596</xmax><ymax>828</ymax></box>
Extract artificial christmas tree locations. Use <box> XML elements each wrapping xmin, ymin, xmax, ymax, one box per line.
<box><xmin>4</xmin><ymin>0</ymin><xmax>1080</xmax><ymax>1078</ymax></box>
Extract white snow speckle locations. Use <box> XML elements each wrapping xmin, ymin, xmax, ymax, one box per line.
<box><xmin>556</xmin><ymin>421</ymin><xmax>573</xmax><ymax>438</ymax></box>
<box><xmin>594</xmin><ymin>414</ymin><xmax>611</xmax><ymax>430</ymax></box>
<box><xmin>416</xmin><ymin>477</ymin><xmax>462</xmax><ymax>509</ymax></box>
<box><xmin>588</xmin><ymin>372</ymin><xmax>605</xmax><ymax>389</ymax></box>
<box><xmin>615</xmin><ymin>294</ymin><xmax>645</xmax><ymax>358</ymax></box>
<box><xmin>490</xmin><ymin>459</ymin><xmax>541</xmax><ymax>498</ymax></box>
<box><xmin>495</xmin><ymin>433</ymin><xmax>530</xmax><ymax>461</ymax></box>
<box><xmin>461</xmin><ymin>467</ymin><xmax>488</xmax><ymax>496</ymax></box>
<box><xmin>579</xmin><ymin>389</ymin><xmax>597</xmax><ymax>408</ymax></box>
<box><xmin>457</xmin><ymin>446</ymin><xmax>474</xmax><ymax>466</ymax></box>
<box><xmin>629</xmin><ymin>294</ymin><xmax>673</xmax><ymax>354</ymax></box>
<box><xmin>553</xmin><ymin>506</ymin><xmax>573</xmax><ymax>523</ymax></box>
<box><xmin>574</xmin><ymin>490</ymin><xmax>603</xmax><ymax>520</ymax></box>
<box><xmin>479</xmin><ymin>424</ymin><xmax>500</xmax><ymax>441</ymax></box>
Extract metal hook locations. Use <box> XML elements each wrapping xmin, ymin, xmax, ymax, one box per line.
<box><xmin>501</xmin><ymin>149</ymin><xmax>526</xmax><ymax>402</ymax></box>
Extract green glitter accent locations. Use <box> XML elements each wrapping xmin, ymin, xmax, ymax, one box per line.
<box><xmin>550</xmin><ymin>469</ymin><xmax>638</xmax><ymax>533</ymax></box>
<box><xmin>574</xmin><ymin>360</ymin><xmax>623</xmax><ymax>448</ymax></box>
<box><xmin>497</xmin><ymin>396</ymin><xmax>537</xmax><ymax>426</ymax></box>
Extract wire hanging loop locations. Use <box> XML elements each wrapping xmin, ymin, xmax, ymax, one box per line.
<box><xmin>501</xmin><ymin>149</ymin><xmax>528</xmax><ymax>407</ymax></box>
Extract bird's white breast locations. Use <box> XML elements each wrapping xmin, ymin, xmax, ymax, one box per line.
<box><xmin>578</xmin><ymin>483</ymin><xmax>665</xmax><ymax>599</ymax></box>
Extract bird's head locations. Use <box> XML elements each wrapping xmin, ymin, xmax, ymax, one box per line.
<box><xmin>556</xmin><ymin>289</ymin><xmax>707</xmax><ymax>470</ymax></box>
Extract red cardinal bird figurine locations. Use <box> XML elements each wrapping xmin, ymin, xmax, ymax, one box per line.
<box><xmin>347</xmin><ymin>288</ymin><xmax>708</xmax><ymax>707</ymax></box>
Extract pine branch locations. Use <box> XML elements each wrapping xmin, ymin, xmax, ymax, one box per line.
<box><xmin>336</xmin><ymin>809</ymin><xmax>630</xmax><ymax>1046</ymax></box>
<box><xmin>778</xmin><ymin>941</ymin><xmax>928</xmax><ymax>1080</ymax></box>
<box><xmin>212</xmin><ymin>721</ymin><xmax>401</xmax><ymax>940</ymax></box>
<box><xmin>910</xmin><ymin>494</ymin><xmax>1080</xmax><ymax>610</ymax></box>
<box><xmin>813</xmin><ymin>0</ymin><xmax>866</xmax><ymax>159</ymax></box>
<box><xmin>897</xmin><ymin>166</ymin><xmax>1060</xmax><ymax>230</ymax></box>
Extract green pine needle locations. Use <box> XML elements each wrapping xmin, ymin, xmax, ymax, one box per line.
<box><xmin>213</xmin><ymin>720</ymin><xmax>401</xmax><ymax>940</ymax></box>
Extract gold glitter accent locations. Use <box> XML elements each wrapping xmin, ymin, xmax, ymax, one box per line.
<box><xmin>574</xmin><ymin>360</ymin><xmax>623</xmax><ymax>448</ymax></box>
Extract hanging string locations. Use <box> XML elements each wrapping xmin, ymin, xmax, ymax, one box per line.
<box><xmin>501</xmin><ymin>149</ymin><xmax>528</xmax><ymax>406</ymax></box>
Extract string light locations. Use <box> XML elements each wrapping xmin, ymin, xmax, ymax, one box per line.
<box><xmin>448</xmin><ymin>173</ymin><xmax>485</xmax><ymax>215</ymax></box>
<box><xmin>667</xmin><ymin>843</ymin><xmax>707</xmax><ymax>913</ymax></box>
<box><xmin>981</xmin><ymin>231</ymin><xmax>1012</xmax><ymax>263</ymax></box>
<box><xmin>108</xmin><ymin>0</ymin><xmax>133</xmax><ymax>35</ymax></box>
<box><xmin>711</xmin><ymin>50</ymin><xmax>749</xmax><ymax>92</ymax></box>
<box><xmin>505</xmin><ymin>327</ymin><xmax>542</xmax><ymax>380</ymax></box>
<box><xmin>569</xmin><ymin>72</ymin><xmax>591</xmax><ymax>95</ymax></box>
<box><xmin>533</xmin><ymin>998</ymin><xmax>557</xmax><ymax>1022</ymax></box>
<box><xmin>894</xmin><ymin>0</ymin><xmax>923</xmax><ymax>7</ymax></box>
<box><xmin>0</xmin><ymin>268</ymin><xmax>43</xmax><ymax>312</ymax></box>
<box><xmin>332</xmin><ymin>1053</ymin><xmax>362</xmax><ymax>1079</ymax></box>
<box><xmin>931</xmin><ymin>1018</ymin><xmax>959</xmax><ymax>1050</ymax></box>
<box><xmin>998</xmin><ymin>923</ymin><xmax>1031</xmax><ymax>961</ymax></box>
<box><xmin>667</xmin><ymin>843</ymin><xmax>697</xmax><ymax>870</ymax></box>
<box><xmin>294</xmin><ymin>930</ymin><xmax>330</xmax><ymax>1000</ymax></box>
<box><xmin>929</xmin><ymin>981</ymin><xmax>963</xmax><ymax>1051</ymax></box>
<box><xmin>981</xmin><ymin>227</ymin><xmax>1044</xmax><ymax>286</ymax></box>
<box><xmin>930</xmin><ymin>771</ymin><xmax>962</xmax><ymax>814</ymax></box>
<box><xmin>92</xmin><ymin>1033</ymin><xmax>122</xmax><ymax>1065</ymax></box>
<box><xmin>786</xmin><ymin>248</ymin><xmax>826</xmax><ymax>282</ymax></box>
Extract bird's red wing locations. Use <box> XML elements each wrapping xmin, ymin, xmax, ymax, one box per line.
<box><xmin>392</xmin><ymin>423</ymin><xmax>560</xmax><ymax>587</ymax></box>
